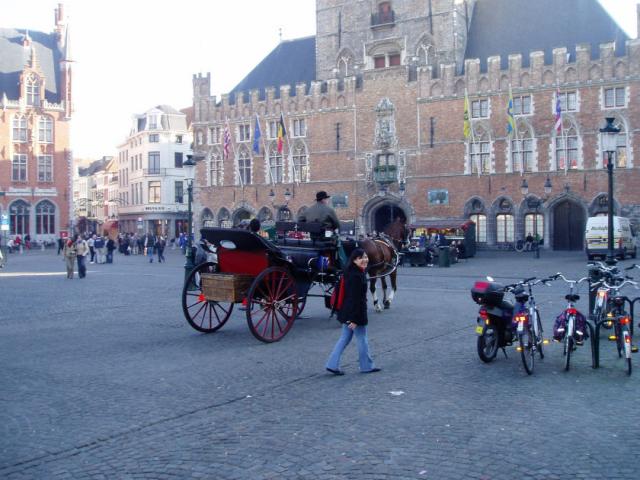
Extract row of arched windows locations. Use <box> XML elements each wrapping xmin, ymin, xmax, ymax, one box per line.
<box><xmin>467</xmin><ymin>115</ymin><xmax>631</xmax><ymax>175</ymax></box>
<box><xmin>2</xmin><ymin>200</ymin><xmax>57</xmax><ymax>236</ymax></box>
<box><xmin>11</xmin><ymin>114</ymin><xmax>54</xmax><ymax>143</ymax></box>
<box><xmin>208</xmin><ymin>141</ymin><xmax>309</xmax><ymax>186</ymax></box>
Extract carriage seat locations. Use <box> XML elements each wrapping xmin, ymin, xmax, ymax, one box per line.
<box><xmin>275</xmin><ymin>221</ymin><xmax>337</xmax><ymax>248</ymax></box>
<box><xmin>278</xmin><ymin>245</ymin><xmax>335</xmax><ymax>271</ymax></box>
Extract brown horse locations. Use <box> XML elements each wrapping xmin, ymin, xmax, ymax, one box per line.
<box><xmin>359</xmin><ymin>234</ymin><xmax>401</xmax><ymax>312</ymax></box>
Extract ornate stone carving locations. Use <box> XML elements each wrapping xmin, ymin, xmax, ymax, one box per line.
<box><xmin>374</xmin><ymin>98</ymin><xmax>396</xmax><ymax>150</ymax></box>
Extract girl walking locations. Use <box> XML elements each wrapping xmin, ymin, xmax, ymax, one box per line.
<box><xmin>63</xmin><ymin>238</ymin><xmax>77</xmax><ymax>279</ymax></box>
<box><xmin>325</xmin><ymin>248</ymin><xmax>381</xmax><ymax>375</ymax></box>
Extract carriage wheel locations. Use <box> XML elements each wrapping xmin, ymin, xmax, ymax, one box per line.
<box><xmin>295</xmin><ymin>296</ymin><xmax>307</xmax><ymax>318</ymax></box>
<box><xmin>182</xmin><ymin>262</ymin><xmax>234</xmax><ymax>333</ymax></box>
<box><xmin>246</xmin><ymin>267</ymin><xmax>298</xmax><ymax>343</ymax></box>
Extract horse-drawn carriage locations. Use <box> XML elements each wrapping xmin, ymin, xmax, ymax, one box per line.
<box><xmin>181</xmin><ymin>222</ymin><xmax>399</xmax><ymax>343</ymax></box>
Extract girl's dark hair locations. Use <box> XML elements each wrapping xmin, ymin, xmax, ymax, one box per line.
<box><xmin>346</xmin><ymin>247</ymin><xmax>367</xmax><ymax>271</ymax></box>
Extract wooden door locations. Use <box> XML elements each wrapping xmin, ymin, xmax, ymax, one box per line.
<box><xmin>553</xmin><ymin>201</ymin><xmax>585</xmax><ymax>250</ymax></box>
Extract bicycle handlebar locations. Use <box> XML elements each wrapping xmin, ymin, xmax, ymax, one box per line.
<box><xmin>600</xmin><ymin>279</ymin><xmax>640</xmax><ymax>290</ymax></box>
<box><xmin>555</xmin><ymin>273</ymin><xmax>589</xmax><ymax>285</ymax></box>
<box><xmin>588</xmin><ymin>261</ymin><xmax>620</xmax><ymax>273</ymax></box>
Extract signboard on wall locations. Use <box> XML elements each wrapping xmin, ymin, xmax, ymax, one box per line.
<box><xmin>428</xmin><ymin>190</ymin><xmax>449</xmax><ymax>205</ymax></box>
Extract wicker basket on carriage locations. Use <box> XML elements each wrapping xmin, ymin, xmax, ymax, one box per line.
<box><xmin>201</xmin><ymin>273</ymin><xmax>254</xmax><ymax>303</ymax></box>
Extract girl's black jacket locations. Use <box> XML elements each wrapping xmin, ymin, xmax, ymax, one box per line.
<box><xmin>337</xmin><ymin>267</ymin><xmax>369</xmax><ymax>326</ymax></box>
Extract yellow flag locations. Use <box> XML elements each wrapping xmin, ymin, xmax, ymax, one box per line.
<box><xmin>463</xmin><ymin>91</ymin><xmax>471</xmax><ymax>139</ymax></box>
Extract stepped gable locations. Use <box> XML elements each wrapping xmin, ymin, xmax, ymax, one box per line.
<box><xmin>229</xmin><ymin>36</ymin><xmax>316</xmax><ymax>102</ymax></box>
<box><xmin>0</xmin><ymin>28</ymin><xmax>62</xmax><ymax>102</ymax></box>
<box><xmin>465</xmin><ymin>0</ymin><xmax>629</xmax><ymax>71</ymax></box>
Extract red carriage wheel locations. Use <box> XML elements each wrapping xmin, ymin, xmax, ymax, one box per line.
<box><xmin>246</xmin><ymin>267</ymin><xmax>298</xmax><ymax>342</ymax></box>
<box><xmin>182</xmin><ymin>262</ymin><xmax>234</xmax><ymax>333</ymax></box>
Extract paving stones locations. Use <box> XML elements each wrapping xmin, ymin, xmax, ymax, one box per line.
<box><xmin>1</xmin><ymin>250</ymin><xmax>640</xmax><ymax>478</ymax></box>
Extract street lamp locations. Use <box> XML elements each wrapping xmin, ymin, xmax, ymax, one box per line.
<box><xmin>599</xmin><ymin>117</ymin><xmax>621</xmax><ymax>265</ymax></box>
<box><xmin>183</xmin><ymin>154</ymin><xmax>196</xmax><ymax>282</ymax></box>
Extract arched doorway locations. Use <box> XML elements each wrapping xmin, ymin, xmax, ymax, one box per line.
<box><xmin>553</xmin><ymin>200</ymin><xmax>586</xmax><ymax>250</ymax></box>
<box><xmin>232</xmin><ymin>208</ymin><xmax>251</xmax><ymax>227</ymax></box>
<box><xmin>373</xmin><ymin>204</ymin><xmax>407</xmax><ymax>235</ymax></box>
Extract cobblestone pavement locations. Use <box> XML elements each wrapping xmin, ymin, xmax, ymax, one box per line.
<box><xmin>1</xmin><ymin>247</ymin><xmax>640</xmax><ymax>479</ymax></box>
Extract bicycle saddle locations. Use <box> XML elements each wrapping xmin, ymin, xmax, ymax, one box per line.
<box><xmin>565</xmin><ymin>294</ymin><xmax>580</xmax><ymax>302</ymax></box>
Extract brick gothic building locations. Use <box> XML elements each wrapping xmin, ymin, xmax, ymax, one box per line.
<box><xmin>192</xmin><ymin>0</ymin><xmax>640</xmax><ymax>250</ymax></box>
<box><xmin>0</xmin><ymin>4</ymin><xmax>73</xmax><ymax>241</ymax></box>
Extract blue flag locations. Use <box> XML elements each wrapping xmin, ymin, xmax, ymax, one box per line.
<box><xmin>253</xmin><ymin>115</ymin><xmax>261</xmax><ymax>154</ymax></box>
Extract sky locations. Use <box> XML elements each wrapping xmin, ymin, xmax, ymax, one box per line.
<box><xmin>2</xmin><ymin>0</ymin><xmax>638</xmax><ymax>160</ymax></box>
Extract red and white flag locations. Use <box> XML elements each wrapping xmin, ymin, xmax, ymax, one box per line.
<box><xmin>554</xmin><ymin>89</ymin><xmax>562</xmax><ymax>134</ymax></box>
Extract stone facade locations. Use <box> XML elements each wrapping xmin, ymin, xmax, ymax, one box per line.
<box><xmin>192</xmin><ymin>0</ymin><xmax>640</xmax><ymax>250</ymax></box>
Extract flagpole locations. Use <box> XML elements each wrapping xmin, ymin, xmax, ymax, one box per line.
<box><xmin>227</xmin><ymin>118</ymin><xmax>243</xmax><ymax>188</ymax></box>
<box><xmin>465</xmin><ymin>88</ymin><xmax>479</xmax><ymax>177</ymax></box>
<box><xmin>262</xmin><ymin>117</ymin><xmax>275</xmax><ymax>186</ymax></box>
<box><xmin>511</xmin><ymin>86</ymin><xmax>523</xmax><ymax>176</ymax></box>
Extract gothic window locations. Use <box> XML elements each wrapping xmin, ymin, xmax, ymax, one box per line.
<box><xmin>471</xmin><ymin>99</ymin><xmax>489</xmax><ymax>118</ymax></box>
<box><xmin>557</xmin><ymin>91</ymin><xmax>578</xmax><ymax>112</ymax></box>
<box><xmin>513</xmin><ymin>95</ymin><xmax>532</xmax><ymax>115</ymax></box>
<box><xmin>37</xmin><ymin>155</ymin><xmax>53</xmax><ymax>182</ymax></box>
<box><xmin>26</xmin><ymin>73</ymin><xmax>40</xmax><ymax>106</ymax></box>
<box><xmin>469</xmin><ymin>214</ymin><xmax>486</xmax><ymax>242</ymax></box>
<box><xmin>510</xmin><ymin>125</ymin><xmax>534</xmax><ymax>173</ymax></box>
<box><xmin>496</xmin><ymin>214</ymin><xmax>515</xmax><ymax>243</ymax></box>
<box><xmin>268</xmin><ymin>143</ymin><xmax>284</xmax><ymax>183</ymax></box>
<box><xmin>293</xmin><ymin>119</ymin><xmax>306</xmax><ymax>137</ymax></box>
<box><xmin>35</xmin><ymin>200</ymin><xmax>55</xmax><ymax>234</ymax></box>
<box><xmin>209</xmin><ymin>126</ymin><xmax>221</xmax><ymax>144</ymax></box>
<box><xmin>38</xmin><ymin>116</ymin><xmax>53</xmax><ymax>143</ymax></box>
<box><xmin>218</xmin><ymin>208</ymin><xmax>231</xmax><ymax>227</ymax></box>
<box><xmin>292</xmin><ymin>143</ymin><xmax>309</xmax><ymax>183</ymax></box>
<box><xmin>201</xmin><ymin>208</ymin><xmax>215</xmax><ymax>227</ymax></box>
<box><xmin>10</xmin><ymin>200</ymin><xmax>30</xmax><ymax>236</ymax></box>
<box><xmin>554</xmin><ymin>122</ymin><xmax>579</xmax><ymax>170</ymax></box>
<box><xmin>210</xmin><ymin>153</ymin><xmax>224</xmax><ymax>186</ymax></box>
<box><xmin>258</xmin><ymin>207</ymin><xmax>273</xmax><ymax>222</ymax></box>
<box><xmin>469</xmin><ymin>130</ymin><xmax>492</xmax><ymax>175</ymax></box>
<box><xmin>524</xmin><ymin>213</ymin><xmax>544</xmax><ymax>238</ymax></box>
<box><xmin>237</xmin><ymin>124</ymin><xmax>251</xmax><ymax>142</ymax></box>
<box><xmin>12</xmin><ymin>115</ymin><xmax>27</xmax><ymax>142</ymax></box>
<box><xmin>12</xmin><ymin>154</ymin><xmax>28</xmax><ymax>182</ymax></box>
<box><xmin>417</xmin><ymin>44</ymin><xmax>434</xmax><ymax>66</ymax></box>
<box><xmin>238</xmin><ymin>149</ymin><xmax>252</xmax><ymax>185</ymax></box>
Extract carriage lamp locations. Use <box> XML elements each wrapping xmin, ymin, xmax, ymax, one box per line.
<box><xmin>599</xmin><ymin>117</ymin><xmax>621</xmax><ymax>265</ymax></box>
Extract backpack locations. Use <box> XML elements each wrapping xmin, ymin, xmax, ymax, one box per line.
<box><xmin>329</xmin><ymin>276</ymin><xmax>346</xmax><ymax>315</ymax></box>
<box><xmin>553</xmin><ymin>310</ymin><xmax>587</xmax><ymax>341</ymax></box>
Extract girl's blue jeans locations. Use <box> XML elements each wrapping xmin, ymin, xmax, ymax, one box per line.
<box><xmin>326</xmin><ymin>324</ymin><xmax>375</xmax><ymax>372</ymax></box>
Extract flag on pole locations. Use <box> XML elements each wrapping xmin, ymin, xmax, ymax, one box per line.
<box><xmin>223</xmin><ymin>122</ymin><xmax>231</xmax><ymax>160</ymax></box>
<box><xmin>277</xmin><ymin>113</ymin><xmax>286</xmax><ymax>153</ymax></box>
<box><xmin>463</xmin><ymin>90</ymin><xmax>471</xmax><ymax>139</ymax></box>
<box><xmin>554</xmin><ymin>89</ymin><xmax>562</xmax><ymax>134</ymax></box>
<box><xmin>252</xmin><ymin>114</ymin><xmax>261</xmax><ymax>154</ymax></box>
<box><xmin>506</xmin><ymin>87</ymin><xmax>516</xmax><ymax>135</ymax></box>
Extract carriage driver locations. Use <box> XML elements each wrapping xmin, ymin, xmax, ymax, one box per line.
<box><xmin>298</xmin><ymin>191</ymin><xmax>347</xmax><ymax>267</ymax></box>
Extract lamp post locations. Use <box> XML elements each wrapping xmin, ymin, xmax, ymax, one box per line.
<box><xmin>520</xmin><ymin>176</ymin><xmax>553</xmax><ymax>258</ymax></box>
<box><xmin>599</xmin><ymin>117</ymin><xmax>621</xmax><ymax>265</ymax></box>
<box><xmin>183</xmin><ymin>154</ymin><xmax>196</xmax><ymax>283</ymax></box>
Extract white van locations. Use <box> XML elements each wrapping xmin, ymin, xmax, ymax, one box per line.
<box><xmin>585</xmin><ymin>216</ymin><xmax>637</xmax><ymax>260</ymax></box>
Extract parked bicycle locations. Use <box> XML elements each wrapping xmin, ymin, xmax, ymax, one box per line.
<box><xmin>589</xmin><ymin>261</ymin><xmax>623</xmax><ymax>331</ymax></box>
<box><xmin>552</xmin><ymin>273</ymin><xmax>590</xmax><ymax>371</ymax></box>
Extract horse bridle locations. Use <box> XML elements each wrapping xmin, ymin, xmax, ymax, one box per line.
<box><xmin>360</xmin><ymin>234</ymin><xmax>400</xmax><ymax>279</ymax></box>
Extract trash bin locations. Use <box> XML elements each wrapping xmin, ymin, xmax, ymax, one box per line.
<box><xmin>438</xmin><ymin>246</ymin><xmax>451</xmax><ymax>268</ymax></box>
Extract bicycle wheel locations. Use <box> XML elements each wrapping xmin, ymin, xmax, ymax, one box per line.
<box><xmin>564</xmin><ymin>335</ymin><xmax>574</xmax><ymax>372</ymax></box>
<box><xmin>535</xmin><ymin>309</ymin><xmax>544</xmax><ymax>359</ymax></box>
<box><xmin>514</xmin><ymin>240</ymin><xmax>525</xmax><ymax>252</ymax></box>
<box><xmin>519</xmin><ymin>328</ymin><xmax>535</xmax><ymax>375</ymax></box>
<box><xmin>615</xmin><ymin>323</ymin><xmax>623</xmax><ymax>358</ymax></box>
<box><xmin>622</xmin><ymin>325</ymin><xmax>632</xmax><ymax>376</ymax></box>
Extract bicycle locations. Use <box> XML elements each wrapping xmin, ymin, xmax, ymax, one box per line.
<box><xmin>509</xmin><ymin>276</ymin><xmax>553</xmax><ymax>375</ymax></box>
<box><xmin>588</xmin><ymin>261</ymin><xmax>623</xmax><ymax>331</ymax></box>
<box><xmin>595</xmin><ymin>278</ymin><xmax>639</xmax><ymax>375</ymax></box>
<box><xmin>552</xmin><ymin>273</ymin><xmax>590</xmax><ymax>371</ymax></box>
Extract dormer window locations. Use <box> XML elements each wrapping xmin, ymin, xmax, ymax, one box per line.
<box><xmin>372</xmin><ymin>2</ymin><xmax>395</xmax><ymax>26</ymax></box>
<box><xmin>373</xmin><ymin>52</ymin><xmax>402</xmax><ymax>69</ymax></box>
<box><xmin>148</xmin><ymin>115</ymin><xmax>158</xmax><ymax>130</ymax></box>
<box><xmin>26</xmin><ymin>73</ymin><xmax>40</xmax><ymax>107</ymax></box>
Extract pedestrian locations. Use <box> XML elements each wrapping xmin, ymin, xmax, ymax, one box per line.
<box><xmin>88</xmin><ymin>234</ymin><xmax>96</xmax><ymax>263</ymax></box>
<box><xmin>156</xmin><ymin>235</ymin><xmax>166</xmax><ymax>263</ymax></box>
<box><xmin>106</xmin><ymin>237</ymin><xmax>116</xmax><ymax>264</ymax></box>
<box><xmin>325</xmin><ymin>247</ymin><xmax>381</xmax><ymax>375</ymax></box>
<box><xmin>76</xmin><ymin>235</ymin><xmax>89</xmax><ymax>278</ymax></box>
<box><xmin>57</xmin><ymin>235</ymin><xmax>64</xmax><ymax>255</ymax></box>
<box><xmin>94</xmin><ymin>235</ymin><xmax>105</xmax><ymax>264</ymax></box>
<box><xmin>145</xmin><ymin>232</ymin><xmax>156</xmax><ymax>263</ymax></box>
<box><xmin>62</xmin><ymin>237</ymin><xmax>77</xmax><ymax>279</ymax></box>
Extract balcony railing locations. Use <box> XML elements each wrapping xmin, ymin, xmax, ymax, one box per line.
<box><xmin>371</xmin><ymin>10</ymin><xmax>395</xmax><ymax>27</ymax></box>
<box><xmin>142</xmin><ymin>168</ymin><xmax>167</xmax><ymax>176</ymax></box>
<box><xmin>373</xmin><ymin>165</ymin><xmax>397</xmax><ymax>184</ymax></box>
